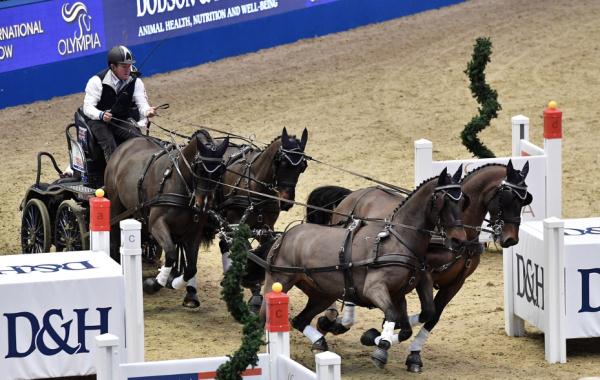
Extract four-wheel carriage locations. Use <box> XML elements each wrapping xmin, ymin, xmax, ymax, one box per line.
<box><xmin>20</xmin><ymin>109</ymin><xmax>159</xmax><ymax>258</ymax></box>
<box><xmin>20</xmin><ymin>110</ymin><xmax>102</xmax><ymax>254</ymax></box>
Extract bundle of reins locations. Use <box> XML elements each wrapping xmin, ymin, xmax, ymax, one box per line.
<box><xmin>105</xmin><ymin>112</ymin><xmax>495</xmax><ymax>237</ymax></box>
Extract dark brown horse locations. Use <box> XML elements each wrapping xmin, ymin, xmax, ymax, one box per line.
<box><xmin>260</xmin><ymin>168</ymin><xmax>467</xmax><ymax>369</ymax></box>
<box><xmin>179</xmin><ymin>127</ymin><xmax>309</xmax><ymax>309</ymax></box>
<box><xmin>104</xmin><ymin>130</ymin><xmax>229</xmax><ymax>305</ymax></box>
<box><xmin>307</xmin><ymin>160</ymin><xmax>532</xmax><ymax>372</ymax></box>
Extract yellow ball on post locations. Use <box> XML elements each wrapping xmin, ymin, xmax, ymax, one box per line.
<box><xmin>548</xmin><ymin>100</ymin><xmax>558</xmax><ymax>110</ymax></box>
<box><xmin>95</xmin><ymin>188</ymin><xmax>105</xmax><ymax>198</ymax></box>
<box><xmin>272</xmin><ymin>282</ymin><xmax>283</xmax><ymax>293</ymax></box>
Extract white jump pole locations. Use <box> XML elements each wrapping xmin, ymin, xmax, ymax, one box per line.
<box><xmin>316</xmin><ymin>351</ymin><xmax>342</xmax><ymax>380</ymax></box>
<box><xmin>265</xmin><ymin>283</ymin><xmax>291</xmax><ymax>378</ymax></box>
<box><xmin>544</xmin><ymin>217</ymin><xmax>566</xmax><ymax>363</ymax></box>
<box><xmin>543</xmin><ymin>101</ymin><xmax>562</xmax><ymax>218</ymax></box>
<box><xmin>511</xmin><ymin>114</ymin><xmax>530</xmax><ymax>157</ymax></box>
<box><xmin>95</xmin><ymin>334</ymin><xmax>120</xmax><ymax>380</ymax></box>
<box><xmin>120</xmin><ymin>219</ymin><xmax>144</xmax><ymax>363</ymax></box>
<box><xmin>414</xmin><ymin>138</ymin><xmax>433</xmax><ymax>187</ymax></box>
<box><xmin>89</xmin><ymin>189</ymin><xmax>110</xmax><ymax>255</ymax></box>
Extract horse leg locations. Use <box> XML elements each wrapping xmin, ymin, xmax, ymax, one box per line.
<box><xmin>244</xmin><ymin>236</ymin><xmax>275</xmax><ymax>314</ymax></box>
<box><xmin>108</xmin><ymin>198</ymin><xmax>126</xmax><ymax>262</ymax></box>
<box><xmin>416</xmin><ymin>271</ymin><xmax>436</xmax><ymax>324</ymax></box>
<box><xmin>143</xmin><ymin>218</ymin><xmax>177</xmax><ymax>295</ymax></box>
<box><xmin>405</xmin><ymin>279</ymin><xmax>466</xmax><ymax>373</ymax></box>
<box><xmin>363</xmin><ymin>285</ymin><xmax>401</xmax><ymax>369</ymax></box>
<box><xmin>317</xmin><ymin>301</ymin><xmax>353</xmax><ymax>336</ymax></box>
<box><xmin>175</xmin><ymin>239</ymin><xmax>201</xmax><ymax>309</ymax></box>
<box><xmin>219</xmin><ymin>236</ymin><xmax>232</xmax><ymax>273</ymax></box>
<box><xmin>290</xmin><ymin>291</ymin><xmax>338</xmax><ymax>353</ymax></box>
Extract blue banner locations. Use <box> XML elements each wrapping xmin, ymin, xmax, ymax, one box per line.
<box><xmin>0</xmin><ymin>0</ymin><xmax>106</xmax><ymax>74</ymax></box>
<box><xmin>103</xmin><ymin>0</ymin><xmax>341</xmax><ymax>47</ymax></box>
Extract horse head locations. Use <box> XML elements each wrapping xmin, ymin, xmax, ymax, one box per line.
<box><xmin>486</xmin><ymin>160</ymin><xmax>533</xmax><ymax>247</ymax></box>
<box><xmin>430</xmin><ymin>166</ymin><xmax>468</xmax><ymax>250</ymax></box>
<box><xmin>274</xmin><ymin>127</ymin><xmax>308</xmax><ymax>211</ymax></box>
<box><xmin>192</xmin><ymin>134</ymin><xmax>229</xmax><ymax>211</ymax></box>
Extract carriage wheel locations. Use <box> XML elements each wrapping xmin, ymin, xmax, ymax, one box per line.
<box><xmin>54</xmin><ymin>200</ymin><xmax>89</xmax><ymax>252</ymax></box>
<box><xmin>21</xmin><ymin>198</ymin><xmax>51</xmax><ymax>253</ymax></box>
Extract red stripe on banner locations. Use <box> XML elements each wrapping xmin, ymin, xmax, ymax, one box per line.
<box><xmin>198</xmin><ymin>367</ymin><xmax>262</xmax><ymax>379</ymax></box>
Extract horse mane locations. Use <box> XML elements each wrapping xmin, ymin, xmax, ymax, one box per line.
<box><xmin>460</xmin><ymin>163</ymin><xmax>506</xmax><ymax>183</ymax></box>
<box><xmin>388</xmin><ymin>175</ymin><xmax>439</xmax><ymax>218</ymax></box>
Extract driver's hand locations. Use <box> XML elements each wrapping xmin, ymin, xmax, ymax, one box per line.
<box><xmin>147</xmin><ymin>107</ymin><xmax>157</xmax><ymax>118</ymax></box>
<box><xmin>102</xmin><ymin>111</ymin><xmax>112</xmax><ymax>122</ymax></box>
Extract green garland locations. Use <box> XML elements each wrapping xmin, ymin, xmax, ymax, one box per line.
<box><xmin>461</xmin><ymin>37</ymin><xmax>501</xmax><ymax>158</ymax></box>
<box><xmin>216</xmin><ymin>224</ymin><xmax>265</xmax><ymax>380</ymax></box>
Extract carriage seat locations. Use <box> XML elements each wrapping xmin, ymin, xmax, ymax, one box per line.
<box><xmin>71</xmin><ymin>108</ymin><xmax>106</xmax><ymax>187</ymax></box>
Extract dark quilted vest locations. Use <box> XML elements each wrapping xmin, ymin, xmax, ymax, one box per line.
<box><xmin>95</xmin><ymin>68</ymin><xmax>137</xmax><ymax>120</ymax></box>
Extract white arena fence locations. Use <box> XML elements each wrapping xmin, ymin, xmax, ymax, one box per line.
<box><xmin>95</xmin><ymin>217</ymin><xmax>341</xmax><ymax>380</ymax></box>
<box><xmin>504</xmin><ymin>217</ymin><xmax>600</xmax><ymax>364</ymax></box>
<box><xmin>414</xmin><ymin>104</ymin><xmax>563</xmax><ymax>241</ymax></box>
<box><xmin>0</xmin><ymin>193</ymin><xmax>341</xmax><ymax>379</ymax></box>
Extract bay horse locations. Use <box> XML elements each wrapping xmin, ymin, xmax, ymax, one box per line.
<box><xmin>260</xmin><ymin>168</ymin><xmax>468</xmax><ymax>369</ymax></box>
<box><xmin>307</xmin><ymin>160</ymin><xmax>532</xmax><ymax>372</ymax></box>
<box><xmin>178</xmin><ymin>127</ymin><xmax>308</xmax><ymax>308</ymax></box>
<box><xmin>104</xmin><ymin>130</ymin><xmax>229</xmax><ymax>304</ymax></box>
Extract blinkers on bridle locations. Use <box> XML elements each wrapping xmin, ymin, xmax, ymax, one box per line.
<box><xmin>272</xmin><ymin>146</ymin><xmax>308</xmax><ymax>189</ymax></box>
<box><xmin>430</xmin><ymin>182</ymin><xmax>465</xmax><ymax>239</ymax></box>
<box><xmin>486</xmin><ymin>179</ymin><xmax>533</xmax><ymax>238</ymax></box>
<box><xmin>191</xmin><ymin>152</ymin><xmax>226</xmax><ymax>193</ymax></box>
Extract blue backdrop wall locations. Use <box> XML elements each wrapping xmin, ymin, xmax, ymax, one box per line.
<box><xmin>0</xmin><ymin>0</ymin><xmax>463</xmax><ymax>109</ymax></box>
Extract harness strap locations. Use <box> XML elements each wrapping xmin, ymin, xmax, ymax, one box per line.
<box><xmin>339</xmin><ymin>219</ymin><xmax>363</xmax><ymax>303</ymax></box>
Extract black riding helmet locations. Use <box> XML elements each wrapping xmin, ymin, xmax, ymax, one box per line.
<box><xmin>107</xmin><ymin>45</ymin><xmax>135</xmax><ymax>66</ymax></box>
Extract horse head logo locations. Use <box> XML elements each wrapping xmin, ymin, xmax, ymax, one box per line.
<box><xmin>61</xmin><ymin>2</ymin><xmax>92</xmax><ymax>39</ymax></box>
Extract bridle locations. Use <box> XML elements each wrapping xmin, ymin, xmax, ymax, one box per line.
<box><xmin>486</xmin><ymin>179</ymin><xmax>530</xmax><ymax>238</ymax></box>
<box><xmin>431</xmin><ymin>183</ymin><xmax>465</xmax><ymax>240</ymax></box>
<box><xmin>272</xmin><ymin>146</ymin><xmax>308</xmax><ymax>189</ymax></box>
<box><xmin>190</xmin><ymin>153</ymin><xmax>226</xmax><ymax>193</ymax></box>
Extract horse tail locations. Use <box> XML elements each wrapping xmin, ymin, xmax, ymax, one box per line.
<box><xmin>305</xmin><ymin>185</ymin><xmax>352</xmax><ymax>225</ymax></box>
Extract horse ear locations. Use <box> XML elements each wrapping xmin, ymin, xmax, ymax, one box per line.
<box><xmin>281</xmin><ymin>127</ymin><xmax>290</xmax><ymax>146</ymax></box>
<box><xmin>437</xmin><ymin>167</ymin><xmax>449</xmax><ymax>185</ymax></box>
<box><xmin>300</xmin><ymin>128</ymin><xmax>308</xmax><ymax>151</ymax></box>
<box><xmin>506</xmin><ymin>159</ymin><xmax>518</xmax><ymax>183</ymax></box>
<box><xmin>521</xmin><ymin>161</ymin><xmax>530</xmax><ymax>179</ymax></box>
<box><xmin>452</xmin><ymin>164</ymin><xmax>462</xmax><ymax>183</ymax></box>
<box><xmin>216</xmin><ymin>136</ymin><xmax>229</xmax><ymax>156</ymax></box>
<box><xmin>506</xmin><ymin>159</ymin><xmax>514</xmax><ymax>174</ymax></box>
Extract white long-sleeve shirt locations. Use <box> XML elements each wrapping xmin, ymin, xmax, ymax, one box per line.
<box><xmin>83</xmin><ymin>69</ymin><xmax>151</xmax><ymax>127</ymax></box>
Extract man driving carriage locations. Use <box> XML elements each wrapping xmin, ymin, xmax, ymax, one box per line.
<box><xmin>83</xmin><ymin>45</ymin><xmax>157</xmax><ymax>162</ymax></box>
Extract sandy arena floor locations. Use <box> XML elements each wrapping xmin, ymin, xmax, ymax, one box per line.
<box><xmin>2</xmin><ymin>0</ymin><xmax>600</xmax><ymax>378</ymax></box>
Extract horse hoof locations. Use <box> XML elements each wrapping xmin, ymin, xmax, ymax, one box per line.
<box><xmin>311</xmin><ymin>337</ymin><xmax>329</xmax><ymax>353</ymax></box>
<box><xmin>182</xmin><ymin>295</ymin><xmax>200</xmax><ymax>308</ymax></box>
<box><xmin>360</xmin><ymin>328</ymin><xmax>380</xmax><ymax>347</ymax></box>
<box><xmin>143</xmin><ymin>278</ymin><xmax>163</xmax><ymax>295</ymax></box>
<box><xmin>317</xmin><ymin>316</ymin><xmax>335</xmax><ymax>335</ymax></box>
<box><xmin>406</xmin><ymin>351</ymin><xmax>423</xmax><ymax>373</ymax></box>
<box><xmin>330</xmin><ymin>320</ymin><xmax>350</xmax><ymax>336</ymax></box>
<box><xmin>181</xmin><ymin>286</ymin><xmax>200</xmax><ymax>308</ymax></box>
<box><xmin>397</xmin><ymin>328</ymin><xmax>412</xmax><ymax>342</ymax></box>
<box><xmin>370</xmin><ymin>343</ymin><xmax>389</xmax><ymax>369</ymax></box>
<box><xmin>247</xmin><ymin>294</ymin><xmax>263</xmax><ymax>315</ymax></box>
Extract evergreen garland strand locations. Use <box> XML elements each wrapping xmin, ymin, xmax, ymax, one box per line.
<box><xmin>461</xmin><ymin>37</ymin><xmax>501</xmax><ymax>158</ymax></box>
<box><xmin>216</xmin><ymin>224</ymin><xmax>265</xmax><ymax>380</ymax></box>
